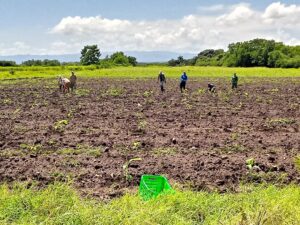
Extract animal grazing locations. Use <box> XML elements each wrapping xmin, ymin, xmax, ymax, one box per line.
<box><xmin>58</xmin><ymin>76</ymin><xmax>71</xmax><ymax>93</ymax></box>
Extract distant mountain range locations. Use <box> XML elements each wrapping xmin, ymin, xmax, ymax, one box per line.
<box><xmin>0</xmin><ymin>51</ymin><xmax>196</xmax><ymax>64</ymax></box>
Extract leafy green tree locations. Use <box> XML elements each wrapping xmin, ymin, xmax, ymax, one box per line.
<box><xmin>110</xmin><ymin>52</ymin><xmax>130</xmax><ymax>65</ymax></box>
<box><xmin>195</xmin><ymin>49</ymin><xmax>224</xmax><ymax>66</ymax></box>
<box><xmin>168</xmin><ymin>59</ymin><xmax>178</xmax><ymax>66</ymax></box>
<box><xmin>128</xmin><ymin>56</ymin><xmax>137</xmax><ymax>66</ymax></box>
<box><xmin>0</xmin><ymin>61</ymin><xmax>16</xmax><ymax>66</ymax></box>
<box><xmin>22</xmin><ymin>59</ymin><xmax>60</xmax><ymax>66</ymax></box>
<box><xmin>268</xmin><ymin>51</ymin><xmax>284</xmax><ymax>67</ymax></box>
<box><xmin>80</xmin><ymin>45</ymin><xmax>101</xmax><ymax>65</ymax></box>
<box><xmin>167</xmin><ymin>56</ymin><xmax>189</xmax><ymax>66</ymax></box>
<box><xmin>108</xmin><ymin>52</ymin><xmax>137</xmax><ymax>66</ymax></box>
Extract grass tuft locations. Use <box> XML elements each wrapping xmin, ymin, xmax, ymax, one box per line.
<box><xmin>0</xmin><ymin>183</ymin><xmax>300</xmax><ymax>224</ymax></box>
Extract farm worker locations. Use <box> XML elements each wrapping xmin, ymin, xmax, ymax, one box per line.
<box><xmin>70</xmin><ymin>71</ymin><xmax>77</xmax><ymax>92</ymax></box>
<box><xmin>231</xmin><ymin>73</ymin><xmax>239</xmax><ymax>89</ymax></box>
<box><xmin>208</xmin><ymin>83</ymin><xmax>216</xmax><ymax>93</ymax></box>
<box><xmin>58</xmin><ymin>76</ymin><xmax>64</xmax><ymax>92</ymax></box>
<box><xmin>158</xmin><ymin>71</ymin><xmax>166</xmax><ymax>92</ymax></box>
<box><xmin>180</xmin><ymin>72</ymin><xmax>188</xmax><ymax>93</ymax></box>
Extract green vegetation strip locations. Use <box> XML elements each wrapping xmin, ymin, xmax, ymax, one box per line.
<box><xmin>0</xmin><ymin>183</ymin><xmax>300</xmax><ymax>224</ymax></box>
<box><xmin>0</xmin><ymin>66</ymin><xmax>299</xmax><ymax>80</ymax></box>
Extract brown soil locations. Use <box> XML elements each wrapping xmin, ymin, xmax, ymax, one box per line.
<box><xmin>0</xmin><ymin>77</ymin><xmax>300</xmax><ymax>199</ymax></box>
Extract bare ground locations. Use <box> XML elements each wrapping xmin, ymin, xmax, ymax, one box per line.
<box><xmin>0</xmin><ymin>77</ymin><xmax>299</xmax><ymax>199</ymax></box>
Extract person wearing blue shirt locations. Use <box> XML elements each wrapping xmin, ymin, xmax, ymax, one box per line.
<box><xmin>180</xmin><ymin>72</ymin><xmax>188</xmax><ymax>93</ymax></box>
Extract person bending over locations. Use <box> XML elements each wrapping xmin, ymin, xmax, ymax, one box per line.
<box><xmin>208</xmin><ymin>83</ymin><xmax>216</xmax><ymax>93</ymax></box>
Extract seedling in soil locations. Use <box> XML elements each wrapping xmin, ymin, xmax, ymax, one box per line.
<box><xmin>245</xmin><ymin>171</ymin><xmax>288</xmax><ymax>185</ymax></box>
<box><xmin>0</xmin><ymin>149</ymin><xmax>24</xmax><ymax>158</ymax></box>
<box><xmin>266</xmin><ymin>99</ymin><xmax>273</xmax><ymax>104</ymax></box>
<box><xmin>197</xmin><ymin>88</ymin><xmax>205</xmax><ymax>95</ymax></box>
<box><xmin>30</xmin><ymin>101</ymin><xmax>40</xmax><ymax>109</ymax></box>
<box><xmin>230</xmin><ymin>132</ymin><xmax>240</xmax><ymax>141</ymax></box>
<box><xmin>13</xmin><ymin>108</ymin><xmax>21</xmax><ymax>115</ymax></box>
<box><xmin>269</xmin><ymin>88</ymin><xmax>279</xmax><ymax>93</ymax></box>
<box><xmin>106</xmin><ymin>87</ymin><xmax>123</xmax><ymax>97</ymax></box>
<box><xmin>62</xmin><ymin>157</ymin><xmax>80</xmax><ymax>168</ymax></box>
<box><xmin>218</xmin><ymin>91</ymin><xmax>231</xmax><ymax>102</ymax></box>
<box><xmin>289</xmin><ymin>103</ymin><xmax>299</xmax><ymax>110</ymax></box>
<box><xmin>50</xmin><ymin>171</ymin><xmax>73</xmax><ymax>182</ymax></box>
<box><xmin>256</xmin><ymin>97</ymin><xmax>263</xmax><ymax>103</ymax></box>
<box><xmin>85</xmin><ymin>148</ymin><xmax>102</xmax><ymax>157</ymax></box>
<box><xmin>47</xmin><ymin>139</ymin><xmax>57</xmax><ymax>146</ymax></box>
<box><xmin>184</xmin><ymin>103</ymin><xmax>193</xmax><ymax>110</ymax></box>
<box><xmin>235</xmin><ymin>102</ymin><xmax>244</xmax><ymax>110</ymax></box>
<box><xmin>143</xmin><ymin>90</ymin><xmax>153</xmax><ymax>98</ymax></box>
<box><xmin>20</xmin><ymin>143</ymin><xmax>42</xmax><ymax>154</ymax></box>
<box><xmin>266</xmin><ymin>118</ymin><xmax>296</xmax><ymax>128</ymax></box>
<box><xmin>3</xmin><ymin>98</ymin><xmax>12</xmax><ymax>104</ymax></box>
<box><xmin>135</xmin><ymin>112</ymin><xmax>144</xmax><ymax>119</ymax></box>
<box><xmin>14</xmin><ymin>125</ymin><xmax>29</xmax><ymax>134</ymax></box>
<box><xmin>76</xmin><ymin>89</ymin><xmax>90</xmax><ymax>97</ymax></box>
<box><xmin>138</xmin><ymin>120</ymin><xmax>147</xmax><ymax>132</ymax></box>
<box><xmin>219</xmin><ymin>144</ymin><xmax>246</xmax><ymax>153</ymax></box>
<box><xmin>153</xmin><ymin>147</ymin><xmax>177</xmax><ymax>156</ymax></box>
<box><xmin>54</xmin><ymin>119</ymin><xmax>69</xmax><ymax>132</ymax></box>
<box><xmin>246</xmin><ymin>158</ymin><xmax>255</xmax><ymax>170</ymax></box>
<box><xmin>58</xmin><ymin>146</ymin><xmax>102</xmax><ymax>157</ymax></box>
<box><xmin>122</xmin><ymin>157</ymin><xmax>142</xmax><ymax>182</ymax></box>
<box><xmin>132</xmin><ymin>141</ymin><xmax>141</xmax><ymax>150</ymax></box>
<box><xmin>67</xmin><ymin>109</ymin><xmax>76</xmax><ymax>118</ymax></box>
<box><xmin>144</xmin><ymin>98</ymin><xmax>154</xmax><ymax>105</ymax></box>
<box><xmin>295</xmin><ymin>156</ymin><xmax>300</xmax><ymax>172</ymax></box>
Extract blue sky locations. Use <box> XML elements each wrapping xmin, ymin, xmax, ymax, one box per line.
<box><xmin>0</xmin><ymin>0</ymin><xmax>299</xmax><ymax>55</ymax></box>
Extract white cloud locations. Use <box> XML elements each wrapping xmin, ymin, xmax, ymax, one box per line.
<box><xmin>1</xmin><ymin>2</ymin><xmax>300</xmax><ymax>55</ymax></box>
<box><xmin>263</xmin><ymin>2</ymin><xmax>300</xmax><ymax>23</ymax></box>
<box><xmin>0</xmin><ymin>42</ymin><xmax>31</xmax><ymax>55</ymax></box>
<box><xmin>216</xmin><ymin>4</ymin><xmax>257</xmax><ymax>25</ymax></box>
<box><xmin>51</xmin><ymin>16</ymin><xmax>132</xmax><ymax>36</ymax></box>
<box><xmin>50</xmin><ymin>2</ymin><xmax>299</xmax><ymax>53</ymax></box>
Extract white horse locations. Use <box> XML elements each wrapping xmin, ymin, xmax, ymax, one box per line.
<box><xmin>58</xmin><ymin>76</ymin><xmax>71</xmax><ymax>93</ymax></box>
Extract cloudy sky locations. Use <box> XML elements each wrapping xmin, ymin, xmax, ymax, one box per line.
<box><xmin>0</xmin><ymin>0</ymin><xmax>299</xmax><ymax>55</ymax></box>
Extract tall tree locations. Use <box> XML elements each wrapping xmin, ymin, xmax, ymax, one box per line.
<box><xmin>80</xmin><ymin>45</ymin><xmax>101</xmax><ymax>65</ymax></box>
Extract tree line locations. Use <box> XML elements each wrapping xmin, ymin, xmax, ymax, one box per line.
<box><xmin>0</xmin><ymin>45</ymin><xmax>137</xmax><ymax>67</ymax></box>
<box><xmin>80</xmin><ymin>45</ymin><xmax>137</xmax><ymax>67</ymax></box>
<box><xmin>168</xmin><ymin>39</ymin><xmax>300</xmax><ymax>68</ymax></box>
<box><xmin>0</xmin><ymin>40</ymin><xmax>299</xmax><ymax>68</ymax></box>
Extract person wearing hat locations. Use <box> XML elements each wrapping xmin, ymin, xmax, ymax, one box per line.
<box><xmin>70</xmin><ymin>71</ymin><xmax>77</xmax><ymax>92</ymax></box>
<box><xmin>231</xmin><ymin>73</ymin><xmax>239</xmax><ymax>89</ymax></box>
<box><xmin>158</xmin><ymin>71</ymin><xmax>166</xmax><ymax>93</ymax></box>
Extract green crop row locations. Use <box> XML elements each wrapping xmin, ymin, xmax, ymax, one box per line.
<box><xmin>0</xmin><ymin>66</ymin><xmax>299</xmax><ymax>80</ymax></box>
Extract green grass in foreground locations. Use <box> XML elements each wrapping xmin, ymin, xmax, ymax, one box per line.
<box><xmin>0</xmin><ymin>66</ymin><xmax>299</xmax><ymax>80</ymax></box>
<box><xmin>0</xmin><ymin>183</ymin><xmax>300</xmax><ymax>224</ymax></box>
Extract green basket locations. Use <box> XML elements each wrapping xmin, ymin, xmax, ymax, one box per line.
<box><xmin>139</xmin><ymin>175</ymin><xmax>173</xmax><ymax>200</ymax></box>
